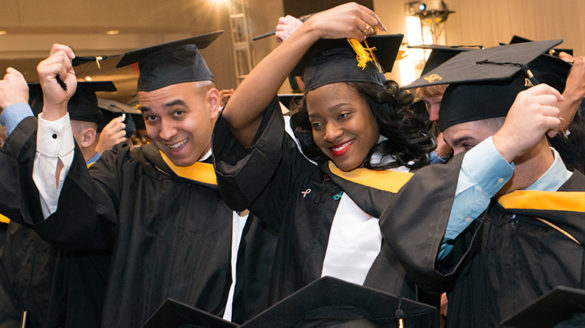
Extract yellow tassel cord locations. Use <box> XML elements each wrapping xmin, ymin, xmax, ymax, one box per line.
<box><xmin>347</xmin><ymin>38</ymin><xmax>382</xmax><ymax>73</ymax></box>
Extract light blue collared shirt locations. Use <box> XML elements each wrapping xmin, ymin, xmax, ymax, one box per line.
<box><xmin>85</xmin><ymin>152</ymin><xmax>101</xmax><ymax>166</ymax></box>
<box><xmin>0</xmin><ymin>102</ymin><xmax>34</xmax><ymax>135</ymax></box>
<box><xmin>438</xmin><ymin>136</ymin><xmax>572</xmax><ymax>259</ymax></box>
<box><xmin>429</xmin><ymin>150</ymin><xmax>450</xmax><ymax>164</ymax></box>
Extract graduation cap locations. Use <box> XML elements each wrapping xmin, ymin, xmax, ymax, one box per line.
<box><xmin>403</xmin><ymin>40</ymin><xmax>564</xmax><ymax>131</ymax></box>
<box><xmin>28</xmin><ymin>81</ymin><xmax>117</xmax><ymax>124</ymax></box>
<box><xmin>437</xmin><ymin>54</ymin><xmax>572</xmax><ymax>131</ymax></box>
<box><xmin>404</xmin><ymin>39</ymin><xmax>563</xmax><ymax>90</ymax></box>
<box><xmin>500</xmin><ymin>286</ymin><xmax>585</xmax><ymax>328</ymax></box>
<box><xmin>97</xmin><ymin>98</ymin><xmax>141</xmax><ymax>135</ymax></box>
<box><xmin>239</xmin><ymin>276</ymin><xmax>438</xmax><ymax>328</ymax></box>
<box><xmin>407</xmin><ymin>45</ymin><xmax>479</xmax><ymax>76</ymax></box>
<box><xmin>116</xmin><ymin>31</ymin><xmax>223</xmax><ymax>92</ymax></box>
<box><xmin>142</xmin><ymin>298</ymin><xmax>238</xmax><ymax>328</ymax></box>
<box><xmin>509</xmin><ymin>35</ymin><xmax>574</xmax><ymax>57</ymax></box>
<box><xmin>528</xmin><ymin>54</ymin><xmax>572</xmax><ymax>93</ymax></box>
<box><xmin>291</xmin><ymin>34</ymin><xmax>404</xmax><ymax>92</ymax></box>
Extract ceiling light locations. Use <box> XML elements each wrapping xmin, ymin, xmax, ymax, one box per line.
<box><xmin>0</xmin><ymin>31</ymin><xmax>7</xmax><ymax>35</ymax></box>
<box><xmin>84</xmin><ymin>76</ymin><xmax>93</xmax><ymax>81</ymax></box>
<box><xmin>106</xmin><ymin>30</ymin><xmax>120</xmax><ymax>35</ymax></box>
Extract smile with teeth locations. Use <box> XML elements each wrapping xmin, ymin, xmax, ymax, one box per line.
<box><xmin>329</xmin><ymin>139</ymin><xmax>354</xmax><ymax>156</ymax></box>
<box><xmin>165</xmin><ymin>139</ymin><xmax>188</xmax><ymax>151</ymax></box>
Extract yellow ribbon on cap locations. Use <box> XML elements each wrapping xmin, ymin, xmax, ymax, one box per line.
<box><xmin>347</xmin><ymin>38</ymin><xmax>382</xmax><ymax>73</ymax></box>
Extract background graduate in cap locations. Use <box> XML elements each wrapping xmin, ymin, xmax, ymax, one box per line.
<box><xmin>0</xmin><ymin>67</ymin><xmax>122</xmax><ymax>328</ymax></box>
<box><xmin>380</xmin><ymin>40</ymin><xmax>585</xmax><ymax>328</ymax></box>
<box><xmin>214</xmin><ymin>2</ymin><xmax>435</xmax><ymax>316</ymax></box>
<box><xmin>1</xmin><ymin>32</ymin><xmax>275</xmax><ymax>327</ymax></box>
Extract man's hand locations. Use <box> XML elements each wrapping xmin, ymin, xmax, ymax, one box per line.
<box><xmin>493</xmin><ymin>84</ymin><xmax>563</xmax><ymax>162</ymax></box>
<box><xmin>95</xmin><ymin>116</ymin><xmax>127</xmax><ymax>154</ymax></box>
<box><xmin>0</xmin><ymin>67</ymin><xmax>29</xmax><ymax>110</ymax></box>
<box><xmin>37</xmin><ymin>44</ymin><xmax>77</xmax><ymax>121</ymax></box>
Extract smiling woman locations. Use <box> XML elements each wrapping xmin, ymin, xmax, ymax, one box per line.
<box><xmin>212</xmin><ymin>4</ymin><xmax>436</xmax><ymax>325</ymax></box>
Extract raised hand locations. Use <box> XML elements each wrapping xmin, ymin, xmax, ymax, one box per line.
<box><xmin>306</xmin><ymin>2</ymin><xmax>386</xmax><ymax>41</ymax></box>
<box><xmin>95</xmin><ymin>116</ymin><xmax>127</xmax><ymax>154</ymax></box>
<box><xmin>37</xmin><ymin>44</ymin><xmax>77</xmax><ymax>121</ymax></box>
<box><xmin>0</xmin><ymin>67</ymin><xmax>29</xmax><ymax>111</ymax></box>
<box><xmin>492</xmin><ymin>84</ymin><xmax>563</xmax><ymax>162</ymax></box>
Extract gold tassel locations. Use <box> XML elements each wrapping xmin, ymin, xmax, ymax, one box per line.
<box><xmin>347</xmin><ymin>38</ymin><xmax>382</xmax><ymax>72</ymax></box>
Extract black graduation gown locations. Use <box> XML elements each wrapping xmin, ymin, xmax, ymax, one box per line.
<box><xmin>213</xmin><ymin>99</ymin><xmax>423</xmax><ymax>310</ymax></box>
<box><xmin>0</xmin><ymin>118</ymin><xmax>109</xmax><ymax>328</ymax></box>
<box><xmin>380</xmin><ymin>153</ymin><xmax>585</xmax><ymax>328</ymax></box>
<box><xmin>4</xmin><ymin>117</ymin><xmax>266</xmax><ymax>327</ymax></box>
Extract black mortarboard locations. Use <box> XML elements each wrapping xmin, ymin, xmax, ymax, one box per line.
<box><xmin>427</xmin><ymin>40</ymin><xmax>570</xmax><ymax>131</ymax></box>
<box><xmin>506</xmin><ymin>36</ymin><xmax>573</xmax><ymax>93</ymax></box>
<box><xmin>97</xmin><ymin>98</ymin><xmax>141</xmax><ymax>135</ymax></box>
<box><xmin>500</xmin><ymin>286</ymin><xmax>585</xmax><ymax>328</ymax></box>
<box><xmin>28</xmin><ymin>81</ymin><xmax>117</xmax><ymax>124</ymax></box>
<box><xmin>142</xmin><ymin>298</ymin><xmax>238</xmax><ymax>328</ymax></box>
<box><xmin>438</xmin><ymin>71</ymin><xmax>526</xmax><ymax>131</ymax></box>
<box><xmin>67</xmin><ymin>81</ymin><xmax>116</xmax><ymax>123</ymax></box>
<box><xmin>240</xmin><ymin>276</ymin><xmax>438</xmax><ymax>328</ymax></box>
<box><xmin>116</xmin><ymin>31</ymin><xmax>223</xmax><ymax>92</ymax></box>
<box><xmin>510</xmin><ymin>35</ymin><xmax>574</xmax><ymax>57</ymax></box>
<box><xmin>528</xmin><ymin>54</ymin><xmax>572</xmax><ymax>93</ymax></box>
<box><xmin>408</xmin><ymin>45</ymin><xmax>476</xmax><ymax>76</ymax></box>
<box><xmin>404</xmin><ymin>39</ymin><xmax>562</xmax><ymax>89</ymax></box>
<box><xmin>291</xmin><ymin>34</ymin><xmax>404</xmax><ymax>92</ymax></box>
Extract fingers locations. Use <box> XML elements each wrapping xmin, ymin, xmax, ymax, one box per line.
<box><xmin>104</xmin><ymin>116</ymin><xmax>126</xmax><ymax>133</ymax></box>
<box><xmin>49</xmin><ymin>43</ymin><xmax>75</xmax><ymax>60</ymax></box>
<box><xmin>356</xmin><ymin>4</ymin><xmax>386</xmax><ymax>32</ymax></box>
<box><xmin>5</xmin><ymin>67</ymin><xmax>24</xmax><ymax>79</ymax></box>
<box><xmin>38</xmin><ymin>50</ymin><xmax>74</xmax><ymax>82</ymax></box>
<box><xmin>529</xmin><ymin>83</ymin><xmax>563</xmax><ymax>101</ymax></box>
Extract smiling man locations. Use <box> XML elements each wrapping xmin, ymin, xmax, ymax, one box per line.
<box><xmin>3</xmin><ymin>32</ymin><xmax>276</xmax><ymax>327</ymax></box>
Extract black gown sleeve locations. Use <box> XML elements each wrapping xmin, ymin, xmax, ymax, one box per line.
<box><xmin>0</xmin><ymin>117</ymin><xmax>37</xmax><ymax>222</ymax></box>
<box><xmin>5</xmin><ymin>117</ymin><xmax>118</xmax><ymax>250</ymax></box>
<box><xmin>379</xmin><ymin>154</ymin><xmax>484</xmax><ymax>291</ymax></box>
<box><xmin>213</xmin><ymin>97</ymin><xmax>315</xmax><ymax>231</ymax></box>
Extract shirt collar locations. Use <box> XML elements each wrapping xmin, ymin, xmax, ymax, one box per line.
<box><xmin>525</xmin><ymin>147</ymin><xmax>573</xmax><ymax>191</ymax></box>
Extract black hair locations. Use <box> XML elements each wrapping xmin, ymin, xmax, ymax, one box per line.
<box><xmin>290</xmin><ymin>80</ymin><xmax>436</xmax><ymax>170</ymax></box>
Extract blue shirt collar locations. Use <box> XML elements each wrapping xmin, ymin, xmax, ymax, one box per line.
<box><xmin>525</xmin><ymin>147</ymin><xmax>573</xmax><ymax>191</ymax></box>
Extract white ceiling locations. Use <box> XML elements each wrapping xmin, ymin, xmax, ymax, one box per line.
<box><xmin>0</xmin><ymin>0</ymin><xmax>235</xmax><ymax>101</ymax></box>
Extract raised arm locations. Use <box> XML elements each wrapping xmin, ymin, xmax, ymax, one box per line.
<box><xmin>559</xmin><ymin>56</ymin><xmax>585</xmax><ymax>130</ymax></box>
<box><xmin>33</xmin><ymin>44</ymin><xmax>78</xmax><ymax>218</ymax></box>
<box><xmin>0</xmin><ymin>67</ymin><xmax>33</xmax><ymax>135</ymax></box>
<box><xmin>221</xmin><ymin>2</ymin><xmax>384</xmax><ymax>148</ymax></box>
<box><xmin>38</xmin><ymin>44</ymin><xmax>77</xmax><ymax>121</ymax></box>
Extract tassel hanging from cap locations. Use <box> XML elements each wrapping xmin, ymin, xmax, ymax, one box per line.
<box><xmin>347</xmin><ymin>38</ymin><xmax>382</xmax><ymax>73</ymax></box>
